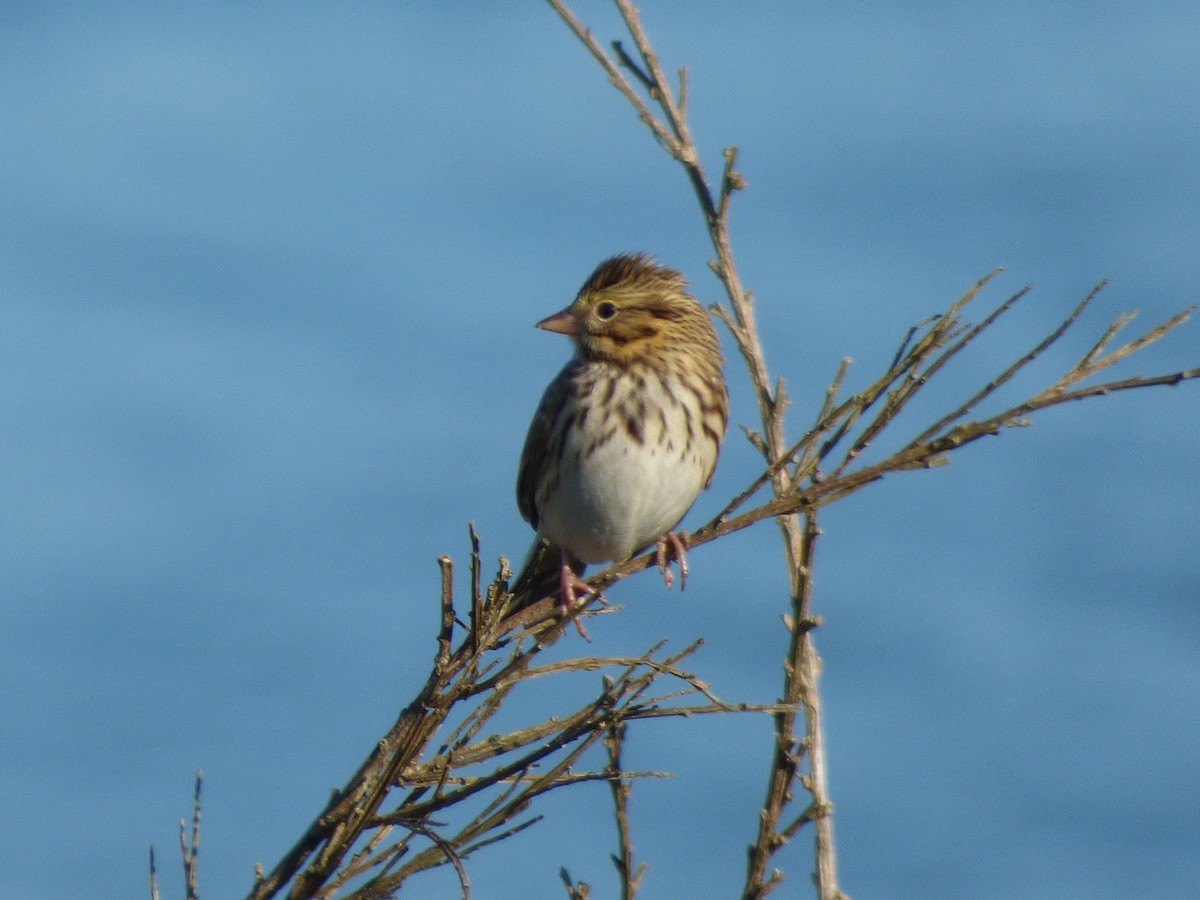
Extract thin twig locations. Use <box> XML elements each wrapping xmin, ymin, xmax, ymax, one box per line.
<box><xmin>149</xmin><ymin>847</ymin><xmax>161</xmax><ymax>900</ymax></box>
<box><xmin>544</xmin><ymin>0</ymin><xmax>681</xmax><ymax>155</ymax></box>
<box><xmin>743</xmin><ymin>511</ymin><xmax>836</xmax><ymax>899</ymax></box>
<box><xmin>909</xmin><ymin>281</ymin><xmax>1096</xmax><ymax>447</ymax></box>
<box><xmin>180</xmin><ymin>771</ymin><xmax>202</xmax><ymax>900</ymax></box>
<box><xmin>606</xmin><ymin>722</ymin><xmax>647</xmax><ymax>900</ymax></box>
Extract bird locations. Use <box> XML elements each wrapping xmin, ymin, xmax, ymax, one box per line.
<box><xmin>513</xmin><ymin>253</ymin><xmax>729</xmax><ymax>638</ymax></box>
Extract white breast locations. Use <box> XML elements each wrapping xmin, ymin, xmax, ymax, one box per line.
<box><xmin>536</xmin><ymin>368</ymin><xmax>714</xmax><ymax>564</ymax></box>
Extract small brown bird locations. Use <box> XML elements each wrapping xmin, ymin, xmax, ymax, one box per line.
<box><xmin>514</xmin><ymin>253</ymin><xmax>729</xmax><ymax>637</ymax></box>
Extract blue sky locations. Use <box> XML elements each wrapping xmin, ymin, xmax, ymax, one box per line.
<box><xmin>2</xmin><ymin>3</ymin><xmax>1198</xmax><ymax>898</ymax></box>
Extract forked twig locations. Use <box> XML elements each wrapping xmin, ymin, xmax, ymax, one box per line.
<box><xmin>605</xmin><ymin>722</ymin><xmax>647</xmax><ymax>900</ymax></box>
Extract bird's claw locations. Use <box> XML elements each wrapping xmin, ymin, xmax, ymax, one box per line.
<box><xmin>655</xmin><ymin>531</ymin><xmax>690</xmax><ymax>591</ymax></box>
<box><xmin>559</xmin><ymin>561</ymin><xmax>605</xmax><ymax>641</ymax></box>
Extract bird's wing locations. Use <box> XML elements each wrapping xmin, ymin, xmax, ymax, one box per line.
<box><xmin>516</xmin><ymin>360</ymin><xmax>577</xmax><ymax>529</ymax></box>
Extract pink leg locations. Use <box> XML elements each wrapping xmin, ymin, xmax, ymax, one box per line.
<box><xmin>655</xmin><ymin>531</ymin><xmax>691</xmax><ymax>590</ymax></box>
<box><xmin>558</xmin><ymin>553</ymin><xmax>604</xmax><ymax>641</ymax></box>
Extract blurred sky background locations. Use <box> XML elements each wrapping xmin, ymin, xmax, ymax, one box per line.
<box><xmin>2</xmin><ymin>2</ymin><xmax>1198</xmax><ymax>898</ymax></box>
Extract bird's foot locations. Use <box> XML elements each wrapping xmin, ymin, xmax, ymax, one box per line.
<box><xmin>559</xmin><ymin>562</ymin><xmax>605</xmax><ymax>641</ymax></box>
<box><xmin>655</xmin><ymin>531</ymin><xmax>690</xmax><ymax>590</ymax></box>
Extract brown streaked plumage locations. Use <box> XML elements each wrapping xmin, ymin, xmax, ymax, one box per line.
<box><xmin>514</xmin><ymin>253</ymin><xmax>729</xmax><ymax>638</ymax></box>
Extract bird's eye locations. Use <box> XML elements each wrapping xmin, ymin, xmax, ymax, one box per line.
<box><xmin>596</xmin><ymin>301</ymin><xmax>618</xmax><ymax>320</ymax></box>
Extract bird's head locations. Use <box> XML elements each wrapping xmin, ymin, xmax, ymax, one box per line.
<box><xmin>536</xmin><ymin>253</ymin><xmax>713</xmax><ymax>367</ymax></box>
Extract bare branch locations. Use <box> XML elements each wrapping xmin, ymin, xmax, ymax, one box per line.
<box><xmin>180</xmin><ymin>771</ymin><xmax>202</xmax><ymax>900</ymax></box>
<box><xmin>606</xmin><ymin>722</ymin><xmax>647</xmax><ymax>900</ymax></box>
<box><xmin>544</xmin><ymin>0</ymin><xmax>681</xmax><ymax>155</ymax></box>
<box><xmin>149</xmin><ymin>847</ymin><xmax>161</xmax><ymax>900</ymax></box>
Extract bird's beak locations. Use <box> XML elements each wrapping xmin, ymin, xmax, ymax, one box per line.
<box><xmin>535</xmin><ymin>306</ymin><xmax>578</xmax><ymax>335</ymax></box>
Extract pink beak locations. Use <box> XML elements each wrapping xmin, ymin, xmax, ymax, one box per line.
<box><xmin>536</xmin><ymin>307</ymin><xmax>577</xmax><ymax>335</ymax></box>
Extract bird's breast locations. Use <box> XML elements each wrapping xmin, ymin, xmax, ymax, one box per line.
<box><xmin>535</xmin><ymin>363</ymin><xmax>719</xmax><ymax>564</ymax></box>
